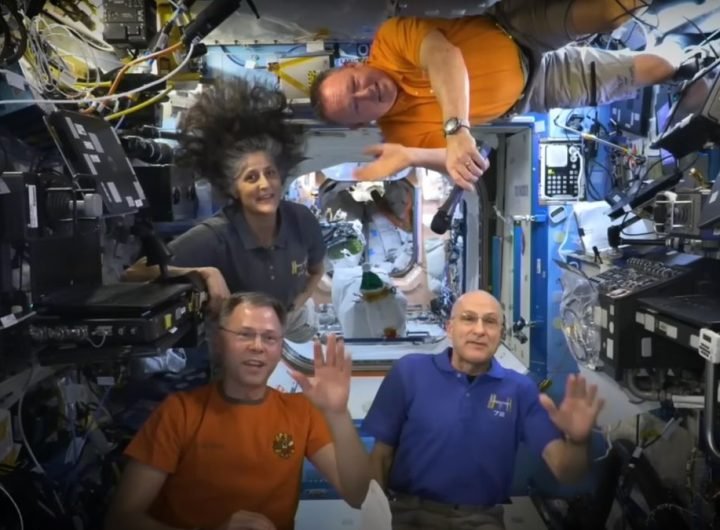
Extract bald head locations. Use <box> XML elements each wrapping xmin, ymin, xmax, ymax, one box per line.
<box><xmin>452</xmin><ymin>290</ymin><xmax>502</xmax><ymax>319</ymax></box>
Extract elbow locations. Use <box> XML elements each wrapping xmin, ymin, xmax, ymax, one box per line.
<box><xmin>345</xmin><ymin>486</ymin><xmax>369</xmax><ymax>510</ymax></box>
<box><xmin>347</xmin><ymin>498</ymin><xmax>364</xmax><ymax>510</ymax></box>
<box><xmin>341</xmin><ymin>475</ymin><xmax>372</xmax><ymax>509</ymax></box>
<box><xmin>428</xmin><ymin>44</ymin><xmax>464</xmax><ymax>69</ymax></box>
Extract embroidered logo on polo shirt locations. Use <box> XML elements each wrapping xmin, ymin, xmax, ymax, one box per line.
<box><xmin>272</xmin><ymin>432</ymin><xmax>295</xmax><ymax>459</ymax></box>
<box><xmin>291</xmin><ymin>259</ymin><xmax>308</xmax><ymax>276</ymax></box>
<box><xmin>487</xmin><ymin>394</ymin><xmax>513</xmax><ymax>418</ymax></box>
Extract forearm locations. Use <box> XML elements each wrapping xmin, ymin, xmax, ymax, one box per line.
<box><xmin>553</xmin><ymin>440</ymin><xmax>590</xmax><ymax>483</ymax></box>
<box><xmin>295</xmin><ymin>270</ymin><xmax>323</xmax><ymax>306</ymax></box>
<box><xmin>105</xmin><ymin>512</ymin><xmax>182</xmax><ymax>530</ymax></box>
<box><xmin>122</xmin><ymin>258</ymin><xmax>214</xmax><ymax>283</ymax></box>
<box><xmin>407</xmin><ymin>147</ymin><xmax>447</xmax><ymax>174</ymax></box>
<box><xmin>325</xmin><ymin>410</ymin><xmax>371</xmax><ymax>508</ymax></box>
<box><xmin>426</xmin><ymin>45</ymin><xmax>470</xmax><ymax>122</ymax></box>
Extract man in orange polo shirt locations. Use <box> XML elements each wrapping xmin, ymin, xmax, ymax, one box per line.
<box><xmin>310</xmin><ymin>0</ymin><xmax>718</xmax><ymax>190</ymax></box>
<box><xmin>104</xmin><ymin>292</ymin><xmax>370</xmax><ymax>530</ymax></box>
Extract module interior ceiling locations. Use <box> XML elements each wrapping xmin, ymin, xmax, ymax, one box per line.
<box><xmin>193</xmin><ymin>0</ymin><xmax>495</xmax><ymax>43</ymax></box>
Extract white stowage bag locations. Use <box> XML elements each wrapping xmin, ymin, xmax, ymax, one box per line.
<box><xmin>331</xmin><ymin>266</ymin><xmax>408</xmax><ymax>339</ymax></box>
<box><xmin>360</xmin><ymin>480</ymin><xmax>392</xmax><ymax>530</ymax></box>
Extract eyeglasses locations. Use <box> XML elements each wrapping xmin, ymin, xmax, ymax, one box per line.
<box><xmin>454</xmin><ymin>312</ymin><xmax>501</xmax><ymax>329</ymax></box>
<box><xmin>219</xmin><ymin>326</ymin><xmax>282</xmax><ymax>346</ymax></box>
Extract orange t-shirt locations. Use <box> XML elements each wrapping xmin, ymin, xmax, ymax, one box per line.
<box><xmin>124</xmin><ymin>384</ymin><xmax>333</xmax><ymax>530</ymax></box>
<box><xmin>368</xmin><ymin>16</ymin><xmax>525</xmax><ymax>148</ymax></box>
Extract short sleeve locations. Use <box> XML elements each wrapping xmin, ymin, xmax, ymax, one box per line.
<box><xmin>305</xmin><ymin>400</ymin><xmax>333</xmax><ymax>458</ymax></box>
<box><xmin>300</xmin><ymin>208</ymin><xmax>326</xmax><ymax>267</ymax></box>
<box><xmin>519</xmin><ymin>380</ymin><xmax>564</xmax><ymax>458</ymax></box>
<box><xmin>124</xmin><ymin>394</ymin><xmax>187</xmax><ymax>473</ymax></box>
<box><xmin>167</xmin><ymin>224</ymin><xmax>222</xmax><ymax>269</ymax></box>
<box><xmin>372</xmin><ymin>17</ymin><xmax>439</xmax><ymax>69</ymax></box>
<box><xmin>362</xmin><ymin>362</ymin><xmax>408</xmax><ymax>447</ymax></box>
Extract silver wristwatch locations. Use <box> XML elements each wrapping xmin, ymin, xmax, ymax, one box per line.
<box><xmin>443</xmin><ymin>117</ymin><xmax>470</xmax><ymax>137</ymax></box>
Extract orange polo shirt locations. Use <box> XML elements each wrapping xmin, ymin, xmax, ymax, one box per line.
<box><xmin>124</xmin><ymin>384</ymin><xmax>333</xmax><ymax>530</ymax></box>
<box><xmin>368</xmin><ymin>16</ymin><xmax>525</xmax><ymax>148</ymax></box>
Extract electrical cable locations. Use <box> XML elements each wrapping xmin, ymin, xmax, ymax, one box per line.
<box><xmin>104</xmin><ymin>86</ymin><xmax>173</xmax><ymax>121</ymax></box>
<box><xmin>16</xmin><ymin>364</ymin><xmax>47</xmax><ymax>476</ymax></box>
<box><xmin>0</xmin><ymin>42</ymin><xmax>195</xmax><ymax>107</ymax></box>
<box><xmin>611</xmin><ymin>0</ymin><xmax>658</xmax><ymax>31</ymax></box>
<box><xmin>104</xmin><ymin>42</ymin><xmax>182</xmax><ymax>98</ymax></box>
<box><xmin>0</xmin><ymin>481</ymin><xmax>24</xmax><ymax>530</ymax></box>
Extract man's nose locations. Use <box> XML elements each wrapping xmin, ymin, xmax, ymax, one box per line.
<box><xmin>471</xmin><ymin>320</ymin><xmax>487</xmax><ymax>334</ymax></box>
<box><xmin>249</xmin><ymin>334</ymin><xmax>264</xmax><ymax>350</ymax></box>
<box><xmin>356</xmin><ymin>86</ymin><xmax>375</xmax><ymax>101</ymax></box>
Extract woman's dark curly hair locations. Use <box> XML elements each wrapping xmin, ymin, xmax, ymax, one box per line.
<box><xmin>175</xmin><ymin>77</ymin><xmax>305</xmax><ymax>197</ymax></box>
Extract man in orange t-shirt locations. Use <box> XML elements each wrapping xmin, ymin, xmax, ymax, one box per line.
<box><xmin>311</xmin><ymin>0</ymin><xmax>717</xmax><ymax>190</ymax></box>
<box><xmin>104</xmin><ymin>292</ymin><xmax>370</xmax><ymax>530</ymax></box>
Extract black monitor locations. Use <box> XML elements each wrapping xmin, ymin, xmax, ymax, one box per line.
<box><xmin>651</xmin><ymin>59</ymin><xmax>720</xmax><ymax>158</ymax></box>
<box><xmin>45</xmin><ymin>110</ymin><xmax>149</xmax><ymax>216</ymax></box>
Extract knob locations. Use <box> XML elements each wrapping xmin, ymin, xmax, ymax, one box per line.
<box><xmin>513</xmin><ymin>317</ymin><xmax>527</xmax><ymax>333</ymax></box>
<box><xmin>73</xmin><ymin>193</ymin><xmax>104</xmax><ymax>217</ymax></box>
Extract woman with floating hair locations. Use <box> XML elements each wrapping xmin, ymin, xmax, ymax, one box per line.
<box><xmin>125</xmin><ymin>78</ymin><xmax>325</xmax><ymax>343</ymax></box>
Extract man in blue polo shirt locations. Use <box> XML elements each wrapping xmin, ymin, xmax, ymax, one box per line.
<box><xmin>363</xmin><ymin>290</ymin><xmax>605</xmax><ymax>529</ymax></box>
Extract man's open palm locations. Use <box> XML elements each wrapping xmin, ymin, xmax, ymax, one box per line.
<box><xmin>539</xmin><ymin>374</ymin><xmax>604</xmax><ymax>443</ymax></box>
<box><xmin>353</xmin><ymin>143</ymin><xmax>412</xmax><ymax>181</ymax></box>
<box><xmin>291</xmin><ymin>334</ymin><xmax>351</xmax><ymax>414</ymax></box>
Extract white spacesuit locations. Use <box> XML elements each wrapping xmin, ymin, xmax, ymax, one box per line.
<box><xmin>332</xmin><ymin>265</ymin><xmax>408</xmax><ymax>339</ymax></box>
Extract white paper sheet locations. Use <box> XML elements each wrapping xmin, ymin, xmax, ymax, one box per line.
<box><xmin>360</xmin><ymin>480</ymin><xmax>392</xmax><ymax>530</ymax></box>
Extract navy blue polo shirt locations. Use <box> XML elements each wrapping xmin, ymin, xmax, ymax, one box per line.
<box><xmin>167</xmin><ymin>201</ymin><xmax>325</xmax><ymax>307</ymax></box>
<box><xmin>362</xmin><ymin>349</ymin><xmax>563</xmax><ymax>506</ymax></box>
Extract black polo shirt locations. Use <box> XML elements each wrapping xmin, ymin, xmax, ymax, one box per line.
<box><xmin>167</xmin><ymin>201</ymin><xmax>326</xmax><ymax>307</ymax></box>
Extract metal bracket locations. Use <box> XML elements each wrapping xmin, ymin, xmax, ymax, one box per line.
<box><xmin>512</xmin><ymin>214</ymin><xmax>547</xmax><ymax>223</ymax></box>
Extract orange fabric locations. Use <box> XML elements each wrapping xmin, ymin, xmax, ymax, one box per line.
<box><xmin>368</xmin><ymin>16</ymin><xmax>525</xmax><ymax>148</ymax></box>
<box><xmin>124</xmin><ymin>385</ymin><xmax>332</xmax><ymax>530</ymax></box>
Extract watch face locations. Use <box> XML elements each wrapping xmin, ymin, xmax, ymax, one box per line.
<box><xmin>444</xmin><ymin>118</ymin><xmax>459</xmax><ymax>134</ymax></box>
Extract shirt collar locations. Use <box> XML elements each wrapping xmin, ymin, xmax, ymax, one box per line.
<box><xmin>433</xmin><ymin>347</ymin><xmax>505</xmax><ymax>380</ymax></box>
<box><xmin>225</xmin><ymin>202</ymin><xmax>289</xmax><ymax>250</ymax></box>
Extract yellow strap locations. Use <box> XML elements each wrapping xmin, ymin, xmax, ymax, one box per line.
<box><xmin>277</xmin><ymin>56</ymin><xmax>317</xmax><ymax>69</ymax></box>
<box><xmin>276</xmin><ymin>71</ymin><xmax>308</xmax><ymax>95</ymax></box>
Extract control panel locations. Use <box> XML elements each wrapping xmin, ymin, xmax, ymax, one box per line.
<box><xmin>539</xmin><ymin>140</ymin><xmax>584</xmax><ymax>203</ymax></box>
<box><xmin>594</xmin><ymin>256</ymin><xmax>683</xmax><ymax>297</ymax></box>
<box><xmin>595</xmin><ymin>251</ymin><xmax>706</xmax><ymax>380</ymax></box>
<box><xmin>102</xmin><ymin>0</ymin><xmax>157</xmax><ymax>49</ymax></box>
<box><xmin>699</xmin><ymin>328</ymin><xmax>720</xmax><ymax>363</ymax></box>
